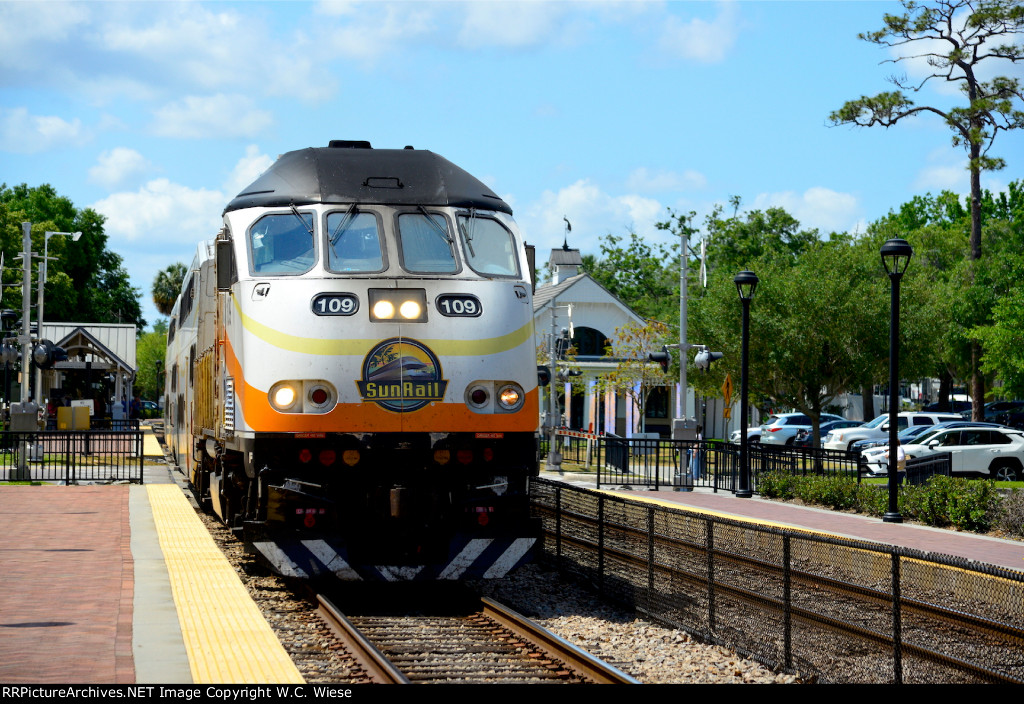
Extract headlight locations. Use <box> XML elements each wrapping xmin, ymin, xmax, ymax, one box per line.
<box><xmin>497</xmin><ymin>383</ymin><xmax>524</xmax><ymax>411</ymax></box>
<box><xmin>399</xmin><ymin>300</ymin><xmax>422</xmax><ymax>319</ymax></box>
<box><xmin>270</xmin><ymin>382</ymin><xmax>300</xmax><ymax>412</ymax></box>
<box><xmin>373</xmin><ymin>300</ymin><xmax>395</xmax><ymax>319</ymax></box>
<box><xmin>269</xmin><ymin>380</ymin><xmax>336</xmax><ymax>413</ymax></box>
<box><xmin>369</xmin><ymin>288</ymin><xmax>427</xmax><ymax>322</ymax></box>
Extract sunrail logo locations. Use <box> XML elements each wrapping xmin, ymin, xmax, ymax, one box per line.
<box><xmin>357</xmin><ymin>338</ymin><xmax>447</xmax><ymax>412</ymax></box>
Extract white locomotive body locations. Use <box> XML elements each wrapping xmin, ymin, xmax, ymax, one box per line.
<box><xmin>164</xmin><ymin>141</ymin><xmax>540</xmax><ymax>580</ymax></box>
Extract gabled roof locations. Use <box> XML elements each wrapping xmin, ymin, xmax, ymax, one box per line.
<box><xmin>53</xmin><ymin>326</ymin><xmax>134</xmax><ymax>375</ymax></box>
<box><xmin>533</xmin><ymin>272</ymin><xmax>646</xmax><ymax>325</ymax></box>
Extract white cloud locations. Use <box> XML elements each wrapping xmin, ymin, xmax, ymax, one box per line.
<box><xmin>0</xmin><ymin>107</ymin><xmax>88</xmax><ymax>153</ymax></box>
<box><xmin>913</xmin><ymin>161</ymin><xmax>966</xmax><ymax>193</ymax></box>
<box><xmin>225</xmin><ymin>145</ymin><xmax>275</xmax><ymax>197</ymax></box>
<box><xmin>456</xmin><ymin>2</ymin><xmax>570</xmax><ymax>50</ymax></box>
<box><xmin>315</xmin><ymin>2</ymin><xmax>436</xmax><ymax>64</ymax></box>
<box><xmin>0</xmin><ymin>1</ymin><xmax>91</xmax><ymax>71</ymax></box>
<box><xmin>656</xmin><ymin>2</ymin><xmax>739</xmax><ymax>64</ymax></box>
<box><xmin>523</xmin><ymin>179</ymin><xmax>665</xmax><ymax>254</ymax></box>
<box><xmin>151</xmin><ymin>95</ymin><xmax>274</xmax><ymax>139</ymax></box>
<box><xmin>751</xmin><ymin>187</ymin><xmax>861</xmax><ymax>234</ymax></box>
<box><xmin>88</xmin><ymin>147</ymin><xmax>151</xmax><ymax>188</ymax></box>
<box><xmin>626</xmin><ymin>167</ymin><xmax>706</xmax><ymax>193</ymax></box>
<box><xmin>92</xmin><ymin>179</ymin><xmax>225</xmax><ymax>248</ymax></box>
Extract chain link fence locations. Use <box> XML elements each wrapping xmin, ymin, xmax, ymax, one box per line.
<box><xmin>530</xmin><ymin>477</ymin><xmax>1024</xmax><ymax>684</ymax></box>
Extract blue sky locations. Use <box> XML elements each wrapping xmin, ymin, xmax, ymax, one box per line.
<box><xmin>3</xmin><ymin>0</ymin><xmax>1023</xmax><ymax>329</ymax></box>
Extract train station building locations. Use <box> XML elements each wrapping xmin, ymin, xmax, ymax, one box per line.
<box><xmin>37</xmin><ymin>323</ymin><xmax>138</xmax><ymax>424</ymax></box>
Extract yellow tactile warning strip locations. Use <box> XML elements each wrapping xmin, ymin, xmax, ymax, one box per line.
<box><xmin>142</xmin><ymin>426</ymin><xmax>164</xmax><ymax>457</ymax></box>
<box><xmin>146</xmin><ymin>484</ymin><xmax>304</xmax><ymax>684</ymax></box>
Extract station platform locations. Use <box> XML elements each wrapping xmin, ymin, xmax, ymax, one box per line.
<box><xmin>0</xmin><ymin>424</ymin><xmax>303</xmax><ymax>685</ymax></box>
<box><xmin>1</xmin><ymin>440</ymin><xmax>1019</xmax><ymax>685</ymax></box>
<box><xmin>540</xmin><ymin>468</ymin><xmax>1024</xmax><ymax>573</ymax></box>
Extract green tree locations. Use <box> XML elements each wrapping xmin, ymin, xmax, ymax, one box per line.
<box><xmin>970</xmin><ymin>180</ymin><xmax>1024</xmax><ymax>395</ymax></box>
<box><xmin>0</xmin><ymin>183</ymin><xmax>144</xmax><ymax>328</ymax></box>
<box><xmin>152</xmin><ymin>263</ymin><xmax>188</xmax><ymax>316</ymax></box>
<box><xmin>598</xmin><ymin>320</ymin><xmax>674</xmax><ymax>433</ymax></box>
<box><xmin>829</xmin><ymin>0</ymin><xmax>1024</xmax><ymax>418</ymax></box>
<box><xmin>135</xmin><ymin>320</ymin><xmax>168</xmax><ymax>400</ymax></box>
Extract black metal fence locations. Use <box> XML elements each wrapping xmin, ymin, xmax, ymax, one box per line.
<box><xmin>530</xmin><ymin>478</ymin><xmax>1024</xmax><ymax>684</ymax></box>
<box><xmin>543</xmin><ymin>432</ymin><xmax>954</xmax><ymax>493</ymax></box>
<box><xmin>0</xmin><ymin>431</ymin><xmax>144</xmax><ymax>484</ymax></box>
<box><xmin>589</xmin><ymin>435</ymin><xmax>861</xmax><ymax>492</ymax></box>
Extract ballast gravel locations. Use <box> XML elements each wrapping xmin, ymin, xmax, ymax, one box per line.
<box><xmin>474</xmin><ymin>563</ymin><xmax>801</xmax><ymax>684</ymax></box>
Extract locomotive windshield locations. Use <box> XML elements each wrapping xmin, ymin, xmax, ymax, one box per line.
<box><xmin>249</xmin><ymin>211</ymin><xmax>316</xmax><ymax>275</ymax></box>
<box><xmin>396</xmin><ymin>211</ymin><xmax>459</xmax><ymax>274</ymax></box>
<box><xmin>325</xmin><ymin>208</ymin><xmax>386</xmax><ymax>273</ymax></box>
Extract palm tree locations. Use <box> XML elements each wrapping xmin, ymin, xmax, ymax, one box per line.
<box><xmin>152</xmin><ymin>263</ymin><xmax>188</xmax><ymax>316</ymax></box>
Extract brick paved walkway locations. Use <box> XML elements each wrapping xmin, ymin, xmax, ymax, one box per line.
<box><xmin>0</xmin><ymin>485</ymin><xmax>134</xmax><ymax>683</ymax></box>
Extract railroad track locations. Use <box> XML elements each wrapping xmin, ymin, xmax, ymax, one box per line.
<box><xmin>316</xmin><ymin>593</ymin><xmax>639</xmax><ymax>684</ymax></box>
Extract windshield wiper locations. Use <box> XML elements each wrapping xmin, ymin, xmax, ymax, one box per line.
<box><xmin>418</xmin><ymin>206</ymin><xmax>453</xmax><ymax>248</ymax></box>
<box><xmin>329</xmin><ymin>204</ymin><xmax>357</xmax><ymax>257</ymax></box>
<box><xmin>458</xmin><ymin>208</ymin><xmax>477</xmax><ymax>257</ymax></box>
<box><xmin>289</xmin><ymin>204</ymin><xmax>314</xmax><ymax>238</ymax></box>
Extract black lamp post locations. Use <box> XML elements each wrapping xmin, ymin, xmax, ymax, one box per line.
<box><xmin>881</xmin><ymin>238</ymin><xmax>913</xmax><ymax>523</ymax></box>
<box><xmin>735</xmin><ymin>270</ymin><xmax>759</xmax><ymax>498</ymax></box>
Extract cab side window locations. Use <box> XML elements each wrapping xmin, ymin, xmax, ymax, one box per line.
<box><xmin>249</xmin><ymin>212</ymin><xmax>316</xmax><ymax>275</ymax></box>
<box><xmin>458</xmin><ymin>214</ymin><xmax>519</xmax><ymax>277</ymax></box>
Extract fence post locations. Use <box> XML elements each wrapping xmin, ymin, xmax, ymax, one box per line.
<box><xmin>597</xmin><ymin>495</ymin><xmax>605</xmax><ymax>596</ymax></box>
<box><xmin>706</xmin><ymin>517</ymin><xmax>715</xmax><ymax>636</ymax></box>
<box><xmin>891</xmin><ymin>550</ymin><xmax>903</xmax><ymax>684</ymax></box>
<box><xmin>647</xmin><ymin>506</ymin><xmax>655</xmax><ymax>612</ymax></box>
<box><xmin>783</xmin><ymin>535</ymin><xmax>792</xmax><ymax>671</ymax></box>
<box><xmin>554</xmin><ymin>485</ymin><xmax>563</xmax><ymax>573</ymax></box>
<box><xmin>137</xmin><ymin>431</ymin><xmax>144</xmax><ymax>483</ymax></box>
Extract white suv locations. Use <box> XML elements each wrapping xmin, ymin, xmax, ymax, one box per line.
<box><xmin>823</xmin><ymin>412</ymin><xmax>962</xmax><ymax>452</ymax></box>
<box><xmin>861</xmin><ymin>425</ymin><xmax>1024</xmax><ymax>481</ymax></box>
<box><xmin>759</xmin><ymin>413</ymin><xmax>844</xmax><ymax>446</ymax></box>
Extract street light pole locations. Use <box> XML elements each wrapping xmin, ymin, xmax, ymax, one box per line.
<box><xmin>734</xmin><ymin>270</ymin><xmax>758</xmax><ymax>499</ymax></box>
<box><xmin>881</xmin><ymin>238</ymin><xmax>913</xmax><ymax>523</ymax></box>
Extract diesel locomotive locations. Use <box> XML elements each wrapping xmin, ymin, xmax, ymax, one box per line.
<box><xmin>164</xmin><ymin>141</ymin><xmax>540</xmax><ymax>580</ymax></box>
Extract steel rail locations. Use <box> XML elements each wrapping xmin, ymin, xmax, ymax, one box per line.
<box><xmin>480</xmin><ymin>596</ymin><xmax>640</xmax><ymax>684</ymax></box>
<box><xmin>316</xmin><ymin>594</ymin><xmax>411</xmax><ymax>684</ymax></box>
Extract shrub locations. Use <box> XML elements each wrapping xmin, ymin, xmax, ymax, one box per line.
<box><xmin>758</xmin><ymin>471</ymin><xmax>796</xmax><ymax>500</ymax></box>
<box><xmin>756</xmin><ymin>471</ymin><xmax>1005</xmax><ymax>535</ymax></box>
<box><xmin>994</xmin><ymin>490</ymin><xmax>1024</xmax><ymax>538</ymax></box>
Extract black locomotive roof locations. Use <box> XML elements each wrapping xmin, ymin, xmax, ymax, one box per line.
<box><xmin>224</xmin><ymin>141</ymin><xmax>512</xmax><ymax>215</ymax></box>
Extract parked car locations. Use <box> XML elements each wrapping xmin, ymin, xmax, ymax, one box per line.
<box><xmin>922</xmin><ymin>400</ymin><xmax>972</xmax><ymax>414</ymax></box>
<box><xmin>850</xmin><ymin>424</ymin><xmax>934</xmax><ymax>453</ymax></box>
<box><xmin>861</xmin><ymin>424</ymin><xmax>1024</xmax><ymax>480</ymax></box>
<box><xmin>794</xmin><ymin>419</ymin><xmax>862</xmax><ymax>447</ymax></box>
<box><xmin>823</xmin><ymin>412</ymin><xmax>963</xmax><ymax>452</ymax></box>
<box><xmin>983</xmin><ymin>400</ymin><xmax>1024</xmax><ymax>422</ymax></box>
<box><xmin>759</xmin><ymin>413</ymin><xmax>844</xmax><ymax>446</ymax></box>
<box><xmin>729</xmin><ymin>427</ymin><xmax>761</xmax><ymax>444</ymax></box>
